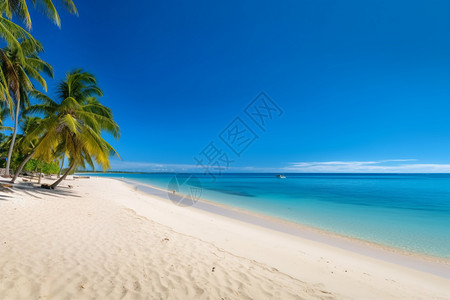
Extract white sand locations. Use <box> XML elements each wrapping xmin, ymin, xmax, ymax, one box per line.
<box><xmin>0</xmin><ymin>177</ymin><xmax>449</xmax><ymax>300</ymax></box>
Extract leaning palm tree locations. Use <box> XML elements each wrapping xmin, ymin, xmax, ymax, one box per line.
<box><xmin>1</xmin><ymin>39</ymin><xmax>53</xmax><ymax>176</ymax></box>
<box><xmin>0</xmin><ymin>103</ymin><xmax>12</xmax><ymax>164</ymax></box>
<box><xmin>9</xmin><ymin>115</ymin><xmax>42</xmax><ymax>182</ymax></box>
<box><xmin>23</xmin><ymin>70</ymin><xmax>120</xmax><ymax>188</ymax></box>
<box><xmin>3</xmin><ymin>115</ymin><xmax>38</xmax><ymax>178</ymax></box>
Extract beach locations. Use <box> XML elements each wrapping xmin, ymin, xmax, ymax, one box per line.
<box><xmin>1</xmin><ymin>177</ymin><xmax>449</xmax><ymax>300</ymax></box>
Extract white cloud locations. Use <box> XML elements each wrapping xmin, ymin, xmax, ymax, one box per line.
<box><xmin>108</xmin><ymin>160</ymin><xmax>201</xmax><ymax>172</ymax></box>
<box><xmin>102</xmin><ymin>159</ymin><xmax>450</xmax><ymax>173</ymax></box>
<box><xmin>284</xmin><ymin>159</ymin><xmax>450</xmax><ymax>173</ymax></box>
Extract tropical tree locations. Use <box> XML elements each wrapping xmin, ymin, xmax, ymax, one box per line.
<box><xmin>0</xmin><ymin>103</ymin><xmax>11</xmax><ymax>166</ymax></box>
<box><xmin>0</xmin><ymin>0</ymin><xmax>77</xmax><ymax>112</ymax></box>
<box><xmin>0</xmin><ymin>15</ymin><xmax>40</xmax><ymax>123</ymax></box>
<box><xmin>0</xmin><ymin>8</ymin><xmax>42</xmax><ymax>60</ymax></box>
<box><xmin>0</xmin><ymin>0</ymin><xmax>77</xmax><ymax>74</ymax></box>
<box><xmin>1</xmin><ymin>39</ymin><xmax>53</xmax><ymax>176</ymax></box>
<box><xmin>0</xmin><ymin>100</ymin><xmax>12</xmax><ymax>130</ymax></box>
<box><xmin>1</xmin><ymin>0</ymin><xmax>77</xmax><ymax>30</ymax></box>
<box><xmin>22</xmin><ymin>70</ymin><xmax>120</xmax><ymax>188</ymax></box>
<box><xmin>9</xmin><ymin>114</ymin><xmax>42</xmax><ymax>181</ymax></box>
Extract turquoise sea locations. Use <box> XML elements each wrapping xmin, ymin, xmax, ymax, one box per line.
<box><xmin>86</xmin><ymin>173</ymin><xmax>450</xmax><ymax>259</ymax></box>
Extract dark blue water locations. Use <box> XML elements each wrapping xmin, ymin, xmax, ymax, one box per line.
<box><xmin>85</xmin><ymin>173</ymin><xmax>450</xmax><ymax>259</ymax></box>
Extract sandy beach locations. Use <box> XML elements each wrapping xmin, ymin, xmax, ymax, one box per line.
<box><xmin>1</xmin><ymin>177</ymin><xmax>449</xmax><ymax>300</ymax></box>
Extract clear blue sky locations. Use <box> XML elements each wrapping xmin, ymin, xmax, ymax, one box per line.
<box><xmin>24</xmin><ymin>0</ymin><xmax>450</xmax><ymax>172</ymax></box>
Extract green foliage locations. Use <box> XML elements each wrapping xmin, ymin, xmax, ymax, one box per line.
<box><xmin>23</xmin><ymin>157</ymin><xmax>40</xmax><ymax>171</ymax></box>
<box><xmin>0</xmin><ymin>0</ymin><xmax>77</xmax><ymax>118</ymax></box>
<box><xmin>24</xmin><ymin>158</ymin><xmax>59</xmax><ymax>174</ymax></box>
<box><xmin>1</xmin><ymin>39</ymin><xmax>53</xmax><ymax>105</ymax></box>
<box><xmin>42</xmin><ymin>160</ymin><xmax>59</xmax><ymax>174</ymax></box>
<box><xmin>0</xmin><ymin>0</ymin><xmax>78</xmax><ymax>30</ymax></box>
<box><xmin>0</xmin><ymin>150</ymin><xmax>24</xmax><ymax>169</ymax></box>
<box><xmin>0</xmin><ymin>0</ymin><xmax>77</xmax><ymax>121</ymax></box>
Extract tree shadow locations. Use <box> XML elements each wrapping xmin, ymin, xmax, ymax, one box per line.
<box><xmin>0</xmin><ymin>184</ymin><xmax>15</xmax><ymax>201</ymax></box>
<box><xmin>0</xmin><ymin>179</ymin><xmax>81</xmax><ymax>199</ymax></box>
<box><xmin>0</xmin><ymin>193</ymin><xmax>13</xmax><ymax>201</ymax></box>
<box><xmin>16</xmin><ymin>185</ymin><xmax>81</xmax><ymax>198</ymax></box>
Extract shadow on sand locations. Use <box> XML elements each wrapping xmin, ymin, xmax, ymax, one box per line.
<box><xmin>0</xmin><ymin>178</ymin><xmax>81</xmax><ymax>200</ymax></box>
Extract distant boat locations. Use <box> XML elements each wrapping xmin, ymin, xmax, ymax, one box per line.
<box><xmin>276</xmin><ymin>174</ymin><xmax>286</xmax><ymax>178</ymax></box>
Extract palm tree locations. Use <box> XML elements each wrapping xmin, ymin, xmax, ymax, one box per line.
<box><xmin>2</xmin><ymin>115</ymin><xmax>40</xmax><ymax>180</ymax></box>
<box><xmin>1</xmin><ymin>39</ymin><xmax>53</xmax><ymax>176</ymax></box>
<box><xmin>1</xmin><ymin>0</ymin><xmax>77</xmax><ymax>30</ymax></box>
<box><xmin>0</xmin><ymin>0</ymin><xmax>77</xmax><ymax>122</ymax></box>
<box><xmin>0</xmin><ymin>0</ymin><xmax>77</xmax><ymax>176</ymax></box>
<box><xmin>0</xmin><ymin>101</ymin><xmax>12</xmax><ymax>131</ymax></box>
<box><xmin>0</xmin><ymin>8</ymin><xmax>42</xmax><ymax>59</ymax></box>
<box><xmin>0</xmin><ymin>103</ymin><xmax>12</xmax><ymax>167</ymax></box>
<box><xmin>9</xmin><ymin>115</ymin><xmax>42</xmax><ymax>182</ymax></box>
<box><xmin>0</xmin><ymin>0</ymin><xmax>76</xmax><ymax>66</ymax></box>
<box><xmin>0</xmin><ymin>14</ymin><xmax>40</xmax><ymax>114</ymax></box>
<box><xmin>0</xmin><ymin>0</ymin><xmax>77</xmax><ymax>105</ymax></box>
<box><xmin>23</xmin><ymin>70</ymin><xmax>120</xmax><ymax>188</ymax></box>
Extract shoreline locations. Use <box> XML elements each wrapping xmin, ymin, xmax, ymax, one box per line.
<box><xmin>105</xmin><ymin>176</ymin><xmax>450</xmax><ymax>299</ymax></box>
<box><xmin>114</xmin><ymin>177</ymin><xmax>450</xmax><ymax>278</ymax></box>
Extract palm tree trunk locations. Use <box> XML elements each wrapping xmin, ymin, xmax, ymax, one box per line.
<box><xmin>58</xmin><ymin>156</ymin><xmax>65</xmax><ymax>178</ymax></box>
<box><xmin>11</xmin><ymin>148</ymin><xmax>36</xmax><ymax>183</ymax></box>
<box><xmin>5</xmin><ymin>100</ymin><xmax>20</xmax><ymax>176</ymax></box>
<box><xmin>50</xmin><ymin>160</ymin><xmax>76</xmax><ymax>189</ymax></box>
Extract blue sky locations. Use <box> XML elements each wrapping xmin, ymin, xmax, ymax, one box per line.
<box><xmin>20</xmin><ymin>0</ymin><xmax>450</xmax><ymax>172</ymax></box>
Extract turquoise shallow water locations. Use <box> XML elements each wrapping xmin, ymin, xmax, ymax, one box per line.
<box><xmin>84</xmin><ymin>173</ymin><xmax>450</xmax><ymax>259</ymax></box>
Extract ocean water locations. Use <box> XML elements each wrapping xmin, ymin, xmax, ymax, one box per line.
<box><xmin>86</xmin><ymin>173</ymin><xmax>450</xmax><ymax>259</ymax></box>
